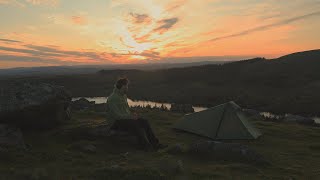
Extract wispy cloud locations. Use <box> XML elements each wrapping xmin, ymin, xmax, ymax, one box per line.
<box><xmin>153</xmin><ymin>17</ymin><xmax>179</xmax><ymax>34</ymax></box>
<box><xmin>165</xmin><ymin>0</ymin><xmax>187</xmax><ymax>12</ymax></box>
<box><xmin>129</xmin><ymin>13</ymin><xmax>152</xmax><ymax>24</ymax></box>
<box><xmin>24</xmin><ymin>44</ymin><xmax>104</xmax><ymax>60</ymax></box>
<box><xmin>0</xmin><ymin>46</ymin><xmax>64</xmax><ymax>57</ymax></box>
<box><xmin>1</xmin><ymin>0</ymin><xmax>320</xmax><ymax>68</ymax></box>
<box><xmin>0</xmin><ymin>54</ymin><xmax>64</xmax><ymax>64</ymax></box>
<box><xmin>0</xmin><ymin>40</ymin><xmax>113</xmax><ymax>65</ymax></box>
<box><xmin>208</xmin><ymin>11</ymin><xmax>320</xmax><ymax>42</ymax></box>
<box><xmin>0</xmin><ymin>38</ymin><xmax>21</xmax><ymax>43</ymax></box>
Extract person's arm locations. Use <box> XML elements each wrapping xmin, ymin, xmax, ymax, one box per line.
<box><xmin>108</xmin><ymin>100</ymin><xmax>133</xmax><ymax>120</ymax></box>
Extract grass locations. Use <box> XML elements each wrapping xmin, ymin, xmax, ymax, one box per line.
<box><xmin>1</xmin><ymin>109</ymin><xmax>320</xmax><ymax>179</ymax></box>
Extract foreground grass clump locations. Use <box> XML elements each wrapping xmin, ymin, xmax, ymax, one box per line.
<box><xmin>1</xmin><ymin>109</ymin><xmax>320</xmax><ymax>179</ymax></box>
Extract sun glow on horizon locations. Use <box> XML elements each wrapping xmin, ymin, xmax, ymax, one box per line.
<box><xmin>0</xmin><ymin>0</ymin><xmax>319</xmax><ymax>68</ymax></box>
<box><xmin>130</xmin><ymin>55</ymin><xmax>147</xmax><ymax>60</ymax></box>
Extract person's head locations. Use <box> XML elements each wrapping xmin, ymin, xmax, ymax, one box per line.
<box><xmin>115</xmin><ymin>77</ymin><xmax>129</xmax><ymax>94</ymax></box>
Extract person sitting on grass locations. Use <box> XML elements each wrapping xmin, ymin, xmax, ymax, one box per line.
<box><xmin>106</xmin><ymin>77</ymin><xmax>167</xmax><ymax>151</ymax></box>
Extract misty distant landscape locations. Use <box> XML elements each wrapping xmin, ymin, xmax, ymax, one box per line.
<box><xmin>0</xmin><ymin>60</ymin><xmax>228</xmax><ymax>77</ymax></box>
<box><xmin>1</xmin><ymin>49</ymin><xmax>319</xmax><ymax>115</ymax></box>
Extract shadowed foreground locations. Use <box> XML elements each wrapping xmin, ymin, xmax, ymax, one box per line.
<box><xmin>1</xmin><ymin>109</ymin><xmax>320</xmax><ymax>179</ymax></box>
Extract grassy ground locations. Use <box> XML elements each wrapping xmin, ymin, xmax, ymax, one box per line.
<box><xmin>1</xmin><ymin>109</ymin><xmax>320</xmax><ymax>179</ymax></box>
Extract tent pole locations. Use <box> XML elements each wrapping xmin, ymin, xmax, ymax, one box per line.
<box><xmin>214</xmin><ymin>103</ymin><xmax>229</xmax><ymax>139</ymax></box>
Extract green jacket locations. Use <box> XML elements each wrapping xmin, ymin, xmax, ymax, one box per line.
<box><xmin>106</xmin><ymin>87</ymin><xmax>133</xmax><ymax>126</ymax></box>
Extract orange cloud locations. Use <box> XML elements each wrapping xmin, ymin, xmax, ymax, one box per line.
<box><xmin>1</xmin><ymin>0</ymin><xmax>320</xmax><ymax>68</ymax></box>
<box><xmin>129</xmin><ymin>13</ymin><xmax>152</xmax><ymax>24</ymax></box>
<box><xmin>0</xmin><ymin>39</ymin><xmax>113</xmax><ymax>66</ymax></box>
<box><xmin>153</xmin><ymin>17</ymin><xmax>179</xmax><ymax>34</ymax></box>
<box><xmin>164</xmin><ymin>0</ymin><xmax>187</xmax><ymax>12</ymax></box>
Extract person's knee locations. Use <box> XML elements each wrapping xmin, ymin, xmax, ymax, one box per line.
<box><xmin>129</xmin><ymin>123</ymin><xmax>142</xmax><ymax>135</ymax></box>
<box><xmin>139</xmin><ymin>118</ymin><xmax>148</xmax><ymax>123</ymax></box>
<box><xmin>118</xmin><ymin>119</ymin><xmax>140</xmax><ymax>132</ymax></box>
<box><xmin>138</xmin><ymin>118</ymin><xmax>149</xmax><ymax>126</ymax></box>
<box><xmin>131</xmin><ymin>120</ymin><xmax>140</xmax><ymax>128</ymax></box>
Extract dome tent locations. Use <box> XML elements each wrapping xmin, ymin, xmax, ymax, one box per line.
<box><xmin>173</xmin><ymin>101</ymin><xmax>262</xmax><ymax>140</ymax></box>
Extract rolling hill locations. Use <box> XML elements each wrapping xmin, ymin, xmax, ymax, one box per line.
<box><xmin>1</xmin><ymin>49</ymin><xmax>319</xmax><ymax>115</ymax></box>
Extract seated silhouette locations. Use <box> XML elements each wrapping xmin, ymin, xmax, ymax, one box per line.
<box><xmin>106</xmin><ymin>78</ymin><xmax>166</xmax><ymax>151</ymax></box>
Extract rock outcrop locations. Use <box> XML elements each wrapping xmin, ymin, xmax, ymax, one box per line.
<box><xmin>71</xmin><ymin>98</ymin><xmax>95</xmax><ymax>111</ymax></box>
<box><xmin>0</xmin><ymin>124</ymin><xmax>25</xmax><ymax>149</ymax></box>
<box><xmin>0</xmin><ymin>83</ymin><xmax>71</xmax><ymax>130</ymax></box>
<box><xmin>71</xmin><ymin>98</ymin><xmax>107</xmax><ymax>112</ymax></box>
<box><xmin>166</xmin><ymin>144</ymin><xmax>184</xmax><ymax>154</ymax></box>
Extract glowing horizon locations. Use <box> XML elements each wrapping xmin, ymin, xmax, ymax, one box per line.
<box><xmin>0</xmin><ymin>0</ymin><xmax>320</xmax><ymax>68</ymax></box>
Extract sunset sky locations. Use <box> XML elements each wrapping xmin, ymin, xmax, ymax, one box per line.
<box><xmin>0</xmin><ymin>0</ymin><xmax>319</xmax><ymax>68</ymax></box>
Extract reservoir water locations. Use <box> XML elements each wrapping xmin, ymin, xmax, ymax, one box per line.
<box><xmin>73</xmin><ymin>97</ymin><xmax>319</xmax><ymax>123</ymax></box>
<box><xmin>72</xmin><ymin>97</ymin><xmax>207</xmax><ymax>112</ymax></box>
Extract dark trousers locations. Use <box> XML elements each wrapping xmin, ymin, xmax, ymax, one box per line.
<box><xmin>111</xmin><ymin>118</ymin><xmax>159</xmax><ymax>148</ymax></box>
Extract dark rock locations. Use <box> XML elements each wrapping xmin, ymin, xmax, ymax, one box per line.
<box><xmin>170</xmin><ymin>104</ymin><xmax>194</xmax><ymax>114</ymax></box>
<box><xmin>0</xmin><ymin>124</ymin><xmax>26</xmax><ymax>149</ymax></box>
<box><xmin>71</xmin><ymin>98</ymin><xmax>95</xmax><ymax>111</ymax></box>
<box><xmin>121</xmin><ymin>152</ymin><xmax>130</xmax><ymax>159</ymax></box>
<box><xmin>0</xmin><ymin>83</ymin><xmax>71</xmax><ymax>130</ymax></box>
<box><xmin>82</xmin><ymin>144</ymin><xmax>97</xmax><ymax>153</ymax></box>
<box><xmin>188</xmin><ymin>141</ymin><xmax>269</xmax><ymax>165</ymax></box>
<box><xmin>166</xmin><ymin>144</ymin><xmax>184</xmax><ymax>154</ymax></box>
<box><xmin>283</xmin><ymin>114</ymin><xmax>315</xmax><ymax>125</ymax></box>
<box><xmin>176</xmin><ymin>160</ymin><xmax>184</xmax><ymax>173</ymax></box>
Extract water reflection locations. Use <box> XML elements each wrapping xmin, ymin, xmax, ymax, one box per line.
<box><xmin>260</xmin><ymin>111</ymin><xmax>320</xmax><ymax>124</ymax></box>
<box><xmin>72</xmin><ymin>97</ymin><xmax>207</xmax><ymax>112</ymax></box>
<box><xmin>72</xmin><ymin>97</ymin><xmax>319</xmax><ymax>123</ymax></box>
<box><xmin>260</xmin><ymin>112</ymin><xmax>283</xmax><ymax>120</ymax></box>
<box><xmin>314</xmin><ymin>117</ymin><xmax>320</xmax><ymax>124</ymax></box>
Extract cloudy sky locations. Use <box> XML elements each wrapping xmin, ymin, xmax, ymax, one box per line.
<box><xmin>0</xmin><ymin>0</ymin><xmax>319</xmax><ymax>68</ymax></box>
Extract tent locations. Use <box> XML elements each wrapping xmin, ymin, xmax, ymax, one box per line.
<box><xmin>173</xmin><ymin>101</ymin><xmax>262</xmax><ymax>140</ymax></box>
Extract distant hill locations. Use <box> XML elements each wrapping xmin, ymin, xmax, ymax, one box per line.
<box><xmin>276</xmin><ymin>49</ymin><xmax>320</xmax><ymax>62</ymax></box>
<box><xmin>1</xmin><ymin>49</ymin><xmax>319</xmax><ymax>115</ymax></box>
<box><xmin>0</xmin><ymin>61</ymin><xmax>227</xmax><ymax>77</ymax></box>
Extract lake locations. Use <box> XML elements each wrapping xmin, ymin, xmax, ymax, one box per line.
<box><xmin>72</xmin><ymin>97</ymin><xmax>208</xmax><ymax>112</ymax></box>
<box><xmin>260</xmin><ymin>112</ymin><xmax>320</xmax><ymax>124</ymax></box>
<box><xmin>72</xmin><ymin>97</ymin><xmax>319</xmax><ymax>123</ymax></box>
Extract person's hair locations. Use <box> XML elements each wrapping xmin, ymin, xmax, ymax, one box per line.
<box><xmin>115</xmin><ymin>77</ymin><xmax>129</xmax><ymax>89</ymax></box>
